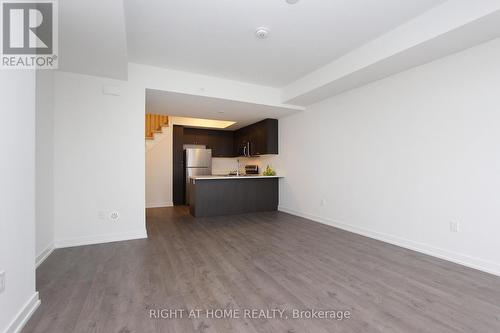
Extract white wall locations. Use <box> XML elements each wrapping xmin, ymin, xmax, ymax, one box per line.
<box><xmin>279</xmin><ymin>38</ymin><xmax>500</xmax><ymax>276</ymax></box>
<box><xmin>145</xmin><ymin>126</ymin><xmax>172</xmax><ymax>208</ymax></box>
<box><xmin>53</xmin><ymin>71</ymin><xmax>147</xmax><ymax>247</ymax></box>
<box><xmin>35</xmin><ymin>70</ymin><xmax>55</xmax><ymax>265</ymax></box>
<box><xmin>0</xmin><ymin>71</ymin><xmax>39</xmax><ymax>333</ymax></box>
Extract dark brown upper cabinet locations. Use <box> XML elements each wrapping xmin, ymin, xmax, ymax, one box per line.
<box><xmin>235</xmin><ymin>119</ymin><xmax>278</xmax><ymax>156</ymax></box>
<box><xmin>209</xmin><ymin>130</ymin><xmax>234</xmax><ymax>157</ymax></box>
<box><xmin>180</xmin><ymin>118</ymin><xmax>278</xmax><ymax>159</ymax></box>
<box><xmin>183</xmin><ymin>128</ymin><xmax>235</xmax><ymax>157</ymax></box>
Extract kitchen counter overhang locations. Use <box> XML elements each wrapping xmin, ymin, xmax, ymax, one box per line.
<box><xmin>188</xmin><ymin>175</ymin><xmax>282</xmax><ymax>217</ymax></box>
<box><xmin>190</xmin><ymin>175</ymin><xmax>282</xmax><ymax>182</ymax></box>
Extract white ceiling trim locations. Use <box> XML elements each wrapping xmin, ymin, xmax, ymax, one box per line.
<box><xmin>129</xmin><ymin>63</ymin><xmax>305</xmax><ymax>111</ymax></box>
<box><xmin>282</xmin><ymin>0</ymin><xmax>500</xmax><ymax>106</ymax></box>
<box><xmin>146</xmin><ymin>89</ymin><xmax>301</xmax><ymax>130</ymax></box>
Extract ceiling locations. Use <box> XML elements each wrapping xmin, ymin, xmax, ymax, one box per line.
<box><xmin>59</xmin><ymin>1</ymin><xmax>500</xmax><ymax>108</ymax></box>
<box><xmin>146</xmin><ymin>89</ymin><xmax>300</xmax><ymax>130</ymax></box>
<box><xmin>59</xmin><ymin>0</ymin><xmax>128</xmax><ymax>80</ymax></box>
<box><xmin>124</xmin><ymin>0</ymin><xmax>445</xmax><ymax>87</ymax></box>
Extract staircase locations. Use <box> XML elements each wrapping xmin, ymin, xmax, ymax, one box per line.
<box><xmin>145</xmin><ymin>114</ymin><xmax>169</xmax><ymax>152</ymax></box>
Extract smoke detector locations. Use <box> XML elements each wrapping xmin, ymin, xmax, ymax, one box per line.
<box><xmin>286</xmin><ymin>0</ymin><xmax>300</xmax><ymax>4</ymax></box>
<box><xmin>255</xmin><ymin>27</ymin><xmax>270</xmax><ymax>39</ymax></box>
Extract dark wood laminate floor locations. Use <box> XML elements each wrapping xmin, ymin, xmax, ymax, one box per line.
<box><xmin>24</xmin><ymin>207</ymin><xmax>500</xmax><ymax>333</ymax></box>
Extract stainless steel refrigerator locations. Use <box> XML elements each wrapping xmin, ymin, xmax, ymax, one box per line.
<box><xmin>185</xmin><ymin>148</ymin><xmax>212</xmax><ymax>204</ymax></box>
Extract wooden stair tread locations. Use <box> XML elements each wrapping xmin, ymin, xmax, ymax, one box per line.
<box><xmin>145</xmin><ymin>114</ymin><xmax>169</xmax><ymax>140</ymax></box>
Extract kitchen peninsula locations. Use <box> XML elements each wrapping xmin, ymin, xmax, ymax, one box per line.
<box><xmin>188</xmin><ymin>175</ymin><xmax>282</xmax><ymax>217</ymax></box>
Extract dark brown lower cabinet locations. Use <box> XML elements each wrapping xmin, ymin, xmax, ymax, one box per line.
<box><xmin>189</xmin><ymin>178</ymin><xmax>279</xmax><ymax>217</ymax></box>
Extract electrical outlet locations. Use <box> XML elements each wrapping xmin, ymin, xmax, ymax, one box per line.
<box><xmin>0</xmin><ymin>271</ymin><xmax>5</xmax><ymax>294</ymax></box>
<box><xmin>108</xmin><ymin>211</ymin><xmax>120</xmax><ymax>222</ymax></box>
<box><xmin>98</xmin><ymin>211</ymin><xmax>106</xmax><ymax>220</ymax></box>
<box><xmin>320</xmin><ymin>199</ymin><xmax>326</xmax><ymax>206</ymax></box>
<box><xmin>450</xmin><ymin>221</ymin><xmax>460</xmax><ymax>233</ymax></box>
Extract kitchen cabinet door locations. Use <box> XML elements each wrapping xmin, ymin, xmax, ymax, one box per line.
<box><xmin>212</xmin><ymin>131</ymin><xmax>234</xmax><ymax>157</ymax></box>
<box><xmin>173</xmin><ymin>125</ymin><xmax>185</xmax><ymax>205</ymax></box>
<box><xmin>235</xmin><ymin>119</ymin><xmax>278</xmax><ymax>156</ymax></box>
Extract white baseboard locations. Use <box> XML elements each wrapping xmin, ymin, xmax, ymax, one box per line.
<box><xmin>146</xmin><ymin>202</ymin><xmax>173</xmax><ymax>209</ymax></box>
<box><xmin>35</xmin><ymin>243</ymin><xmax>55</xmax><ymax>268</ymax></box>
<box><xmin>4</xmin><ymin>292</ymin><xmax>40</xmax><ymax>333</ymax></box>
<box><xmin>54</xmin><ymin>229</ymin><xmax>148</xmax><ymax>249</ymax></box>
<box><xmin>278</xmin><ymin>206</ymin><xmax>500</xmax><ymax>277</ymax></box>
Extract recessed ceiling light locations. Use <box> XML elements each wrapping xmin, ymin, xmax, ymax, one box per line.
<box><xmin>218</xmin><ymin>111</ymin><xmax>225</xmax><ymax>114</ymax></box>
<box><xmin>286</xmin><ymin>0</ymin><xmax>299</xmax><ymax>4</ymax></box>
<box><xmin>175</xmin><ymin>117</ymin><xmax>235</xmax><ymax>129</ymax></box>
<box><xmin>255</xmin><ymin>27</ymin><xmax>270</xmax><ymax>39</ymax></box>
